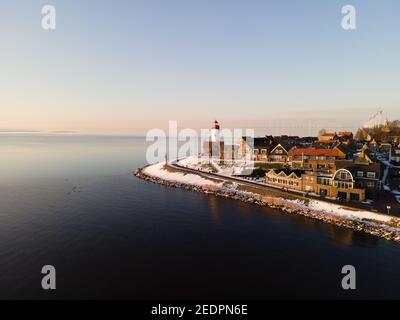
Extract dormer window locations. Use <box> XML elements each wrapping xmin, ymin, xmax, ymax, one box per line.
<box><xmin>333</xmin><ymin>169</ymin><xmax>354</xmax><ymax>189</ymax></box>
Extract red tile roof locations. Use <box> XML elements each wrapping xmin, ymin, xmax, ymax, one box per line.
<box><xmin>338</xmin><ymin>131</ymin><xmax>353</xmax><ymax>136</ymax></box>
<box><xmin>292</xmin><ymin>148</ymin><xmax>340</xmax><ymax>157</ymax></box>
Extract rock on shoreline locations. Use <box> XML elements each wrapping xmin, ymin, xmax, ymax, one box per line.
<box><xmin>133</xmin><ymin>167</ymin><xmax>400</xmax><ymax>243</ymax></box>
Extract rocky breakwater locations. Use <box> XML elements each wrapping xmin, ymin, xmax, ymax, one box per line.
<box><xmin>134</xmin><ymin>166</ymin><xmax>400</xmax><ymax>243</ymax></box>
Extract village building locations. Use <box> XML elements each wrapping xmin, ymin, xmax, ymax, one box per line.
<box><xmin>389</xmin><ymin>167</ymin><xmax>400</xmax><ymax>190</ymax></box>
<box><xmin>267</xmin><ymin>142</ymin><xmax>292</xmax><ymax>162</ymax></box>
<box><xmin>240</xmin><ymin>136</ymin><xmax>294</xmax><ymax>162</ymax></box>
<box><xmin>337</xmin><ymin>131</ymin><xmax>354</xmax><ymax>145</ymax></box>
<box><xmin>301</xmin><ymin>169</ymin><xmax>366</xmax><ymax>201</ymax></box>
<box><xmin>247</xmin><ymin>136</ymin><xmax>275</xmax><ymax>161</ymax></box>
<box><xmin>265</xmin><ymin>167</ymin><xmax>367</xmax><ymax>201</ymax></box>
<box><xmin>319</xmin><ymin>132</ymin><xmax>338</xmax><ymax>143</ymax></box>
<box><xmin>289</xmin><ymin>147</ymin><xmax>346</xmax><ymax>170</ymax></box>
<box><xmin>265</xmin><ymin>169</ymin><xmax>304</xmax><ymax>191</ymax></box>
<box><xmin>368</xmin><ymin>138</ymin><xmax>379</xmax><ymax>152</ymax></box>
<box><xmin>335</xmin><ymin>161</ymin><xmax>381</xmax><ymax>199</ymax></box>
<box><xmin>390</xmin><ymin>144</ymin><xmax>400</xmax><ymax>164</ymax></box>
<box><xmin>353</xmin><ymin>145</ymin><xmax>375</xmax><ymax>164</ymax></box>
<box><xmin>267</xmin><ymin>144</ymin><xmax>381</xmax><ymax>201</ymax></box>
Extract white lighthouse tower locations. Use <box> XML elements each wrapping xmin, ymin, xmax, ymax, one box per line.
<box><xmin>211</xmin><ymin>120</ymin><xmax>220</xmax><ymax>142</ymax></box>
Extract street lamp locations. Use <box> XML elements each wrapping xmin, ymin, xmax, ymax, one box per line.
<box><xmin>387</xmin><ymin>205</ymin><xmax>391</xmax><ymax>215</ymax></box>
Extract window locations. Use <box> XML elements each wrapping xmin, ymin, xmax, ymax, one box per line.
<box><xmin>334</xmin><ymin>169</ymin><xmax>353</xmax><ymax>182</ymax></box>
<box><xmin>357</xmin><ymin>171</ymin><xmax>363</xmax><ymax>177</ymax></box>
<box><xmin>350</xmin><ymin>193</ymin><xmax>360</xmax><ymax>201</ymax></box>
<box><xmin>320</xmin><ymin>189</ymin><xmax>328</xmax><ymax>196</ymax></box>
<box><xmin>334</xmin><ymin>181</ymin><xmax>353</xmax><ymax>189</ymax></box>
<box><xmin>367</xmin><ymin>182</ymin><xmax>375</xmax><ymax>188</ymax></box>
<box><xmin>317</xmin><ymin>177</ymin><xmax>330</xmax><ymax>185</ymax></box>
<box><xmin>367</xmin><ymin>172</ymin><xmax>376</xmax><ymax>179</ymax></box>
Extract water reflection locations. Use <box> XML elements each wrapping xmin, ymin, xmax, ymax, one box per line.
<box><xmin>207</xmin><ymin>196</ymin><xmax>221</xmax><ymax>223</ymax></box>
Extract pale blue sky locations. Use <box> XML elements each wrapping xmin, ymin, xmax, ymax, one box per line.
<box><xmin>1</xmin><ymin>0</ymin><xmax>399</xmax><ymax>135</ymax></box>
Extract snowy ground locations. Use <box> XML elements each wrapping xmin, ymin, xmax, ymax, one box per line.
<box><xmin>177</xmin><ymin>156</ymin><xmax>203</xmax><ymax>170</ymax></box>
<box><xmin>143</xmin><ymin>162</ymin><xmax>223</xmax><ymax>187</ymax></box>
<box><xmin>178</xmin><ymin>156</ymin><xmax>253</xmax><ymax>176</ymax></box>
<box><xmin>299</xmin><ymin>199</ymin><xmax>392</xmax><ymax>223</ymax></box>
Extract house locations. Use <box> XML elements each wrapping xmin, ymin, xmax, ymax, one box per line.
<box><xmin>296</xmin><ymin>136</ymin><xmax>319</xmax><ymax>147</ymax></box>
<box><xmin>319</xmin><ymin>132</ymin><xmax>338</xmax><ymax>143</ymax></box>
<box><xmin>267</xmin><ymin>142</ymin><xmax>292</xmax><ymax>163</ymax></box>
<box><xmin>240</xmin><ymin>136</ymin><xmax>294</xmax><ymax>162</ymax></box>
<box><xmin>369</xmin><ymin>138</ymin><xmax>378</xmax><ymax>152</ymax></box>
<box><xmin>338</xmin><ymin>131</ymin><xmax>354</xmax><ymax>139</ymax></box>
<box><xmin>337</xmin><ymin>131</ymin><xmax>354</xmax><ymax>145</ymax></box>
<box><xmin>301</xmin><ymin>169</ymin><xmax>366</xmax><ymax>201</ymax></box>
<box><xmin>247</xmin><ymin>136</ymin><xmax>275</xmax><ymax>161</ymax></box>
<box><xmin>353</xmin><ymin>146</ymin><xmax>375</xmax><ymax>164</ymax></box>
<box><xmin>379</xmin><ymin>143</ymin><xmax>392</xmax><ymax>155</ymax></box>
<box><xmin>265</xmin><ymin>169</ymin><xmax>304</xmax><ymax>191</ymax></box>
<box><xmin>390</xmin><ymin>144</ymin><xmax>400</xmax><ymax>164</ymax></box>
<box><xmin>389</xmin><ymin>167</ymin><xmax>400</xmax><ymax>190</ymax></box>
<box><xmin>335</xmin><ymin>160</ymin><xmax>381</xmax><ymax>199</ymax></box>
<box><xmin>289</xmin><ymin>147</ymin><xmax>346</xmax><ymax>170</ymax></box>
<box><xmin>335</xmin><ymin>143</ymin><xmax>353</xmax><ymax>159</ymax></box>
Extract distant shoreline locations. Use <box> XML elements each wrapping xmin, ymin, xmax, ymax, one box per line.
<box><xmin>134</xmin><ymin>162</ymin><xmax>400</xmax><ymax>243</ymax></box>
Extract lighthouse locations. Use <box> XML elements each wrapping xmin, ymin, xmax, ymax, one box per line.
<box><xmin>211</xmin><ymin>120</ymin><xmax>220</xmax><ymax>142</ymax></box>
<box><xmin>207</xmin><ymin>120</ymin><xmax>224</xmax><ymax>161</ymax></box>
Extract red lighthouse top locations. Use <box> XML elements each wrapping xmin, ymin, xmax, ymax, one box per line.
<box><xmin>212</xmin><ymin>120</ymin><xmax>220</xmax><ymax>130</ymax></box>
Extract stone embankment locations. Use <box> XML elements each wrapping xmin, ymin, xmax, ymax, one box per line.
<box><xmin>134</xmin><ymin>167</ymin><xmax>400</xmax><ymax>243</ymax></box>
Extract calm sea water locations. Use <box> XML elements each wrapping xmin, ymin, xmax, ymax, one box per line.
<box><xmin>1</xmin><ymin>135</ymin><xmax>400</xmax><ymax>299</ymax></box>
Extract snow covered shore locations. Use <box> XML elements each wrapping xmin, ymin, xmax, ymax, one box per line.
<box><xmin>142</xmin><ymin>162</ymin><xmax>223</xmax><ymax>187</ymax></box>
<box><xmin>134</xmin><ymin>162</ymin><xmax>400</xmax><ymax>243</ymax></box>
